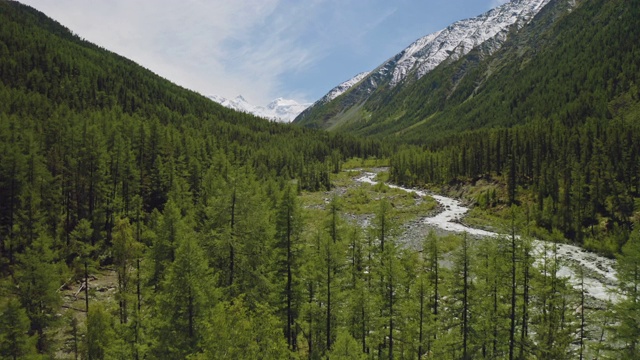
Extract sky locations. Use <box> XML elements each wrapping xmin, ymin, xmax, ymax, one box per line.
<box><xmin>21</xmin><ymin>0</ymin><xmax>508</xmax><ymax>105</ymax></box>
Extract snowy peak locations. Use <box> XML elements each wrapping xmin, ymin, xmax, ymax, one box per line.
<box><xmin>207</xmin><ymin>94</ymin><xmax>250</xmax><ymax>113</ymax></box>
<box><xmin>319</xmin><ymin>72</ymin><xmax>370</xmax><ymax>104</ymax></box>
<box><xmin>294</xmin><ymin>0</ymin><xmax>551</xmax><ymax>125</ymax></box>
<box><xmin>387</xmin><ymin>0</ymin><xmax>551</xmax><ymax>86</ymax></box>
<box><xmin>208</xmin><ymin>95</ymin><xmax>311</xmax><ymax>123</ymax></box>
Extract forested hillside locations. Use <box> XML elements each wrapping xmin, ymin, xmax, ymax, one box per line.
<box><xmin>386</xmin><ymin>0</ymin><xmax>640</xmax><ymax>254</ymax></box>
<box><xmin>296</xmin><ymin>0</ymin><xmax>640</xmax><ymax>142</ymax></box>
<box><xmin>298</xmin><ymin>0</ymin><xmax>640</xmax><ymax>254</ymax></box>
<box><xmin>1</xmin><ymin>0</ymin><xmax>639</xmax><ymax>359</ymax></box>
<box><xmin>0</xmin><ymin>1</ymin><xmax>381</xmax><ymax>358</ymax></box>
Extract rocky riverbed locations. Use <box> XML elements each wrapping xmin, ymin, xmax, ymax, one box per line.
<box><xmin>355</xmin><ymin>171</ymin><xmax>618</xmax><ymax>305</ymax></box>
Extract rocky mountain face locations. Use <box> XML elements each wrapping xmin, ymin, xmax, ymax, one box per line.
<box><xmin>294</xmin><ymin>0</ymin><xmax>551</xmax><ymax>129</ymax></box>
<box><xmin>314</xmin><ymin>72</ymin><xmax>370</xmax><ymax>106</ymax></box>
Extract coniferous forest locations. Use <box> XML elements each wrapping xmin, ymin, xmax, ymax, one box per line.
<box><xmin>1</xmin><ymin>0</ymin><xmax>639</xmax><ymax>359</ymax></box>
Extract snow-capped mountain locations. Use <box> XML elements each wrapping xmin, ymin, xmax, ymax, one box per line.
<box><xmin>317</xmin><ymin>72</ymin><xmax>370</xmax><ymax>104</ymax></box>
<box><xmin>209</xmin><ymin>95</ymin><xmax>310</xmax><ymax>123</ymax></box>
<box><xmin>385</xmin><ymin>0</ymin><xmax>550</xmax><ymax>86</ymax></box>
<box><xmin>295</xmin><ymin>0</ymin><xmax>550</xmax><ymax>124</ymax></box>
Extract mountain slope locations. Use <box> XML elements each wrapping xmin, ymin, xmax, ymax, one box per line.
<box><xmin>0</xmin><ymin>0</ymin><xmax>384</xmax><ymax>213</ymax></box>
<box><xmin>294</xmin><ymin>0</ymin><xmax>551</xmax><ymax>130</ymax></box>
<box><xmin>297</xmin><ymin>0</ymin><xmax>640</xmax><ymax>143</ymax></box>
<box><xmin>208</xmin><ymin>95</ymin><xmax>310</xmax><ymax>123</ymax></box>
<box><xmin>374</xmin><ymin>0</ymin><xmax>640</xmax><ymax>142</ymax></box>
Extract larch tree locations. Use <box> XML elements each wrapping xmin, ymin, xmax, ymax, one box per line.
<box><xmin>0</xmin><ymin>297</ymin><xmax>36</xmax><ymax>359</ymax></box>
<box><xmin>611</xmin><ymin>229</ymin><xmax>640</xmax><ymax>358</ymax></box>
<box><xmin>112</xmin><ymin>217</ymin><xmax>143</xmax><ymax>324</ymax></box>
<box><xmin>14</xmin><ymin>232</ymin><xmax>61</xmax><ymax>354</ymax></box>
<box><xmin>275</xmin><ymin>183</ymin><xmax>303</xmax><ymax>350</ymax></box>
<box><xmin>150</xmin><ymin>229</ymin><xmax>217</xmax><ymax>359</ymax></box>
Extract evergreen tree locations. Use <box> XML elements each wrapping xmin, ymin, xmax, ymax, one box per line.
<box><xmin>195</xmin><ymin>300</ymin><xmax>289</xmax><ymax>360</ymax></box>
<box><xmin>326</xmin><ymin>330</ymin><xmax>367</xmax><ymax>360</ymax></box>
<box><xmin>0</xmin><ymin>298</ymin><xmax>37</xmax><ymax>359</ymax></box>
<box><xmin>147</xmin><ymin>200</ymin><xmax>183</xmax><ymax>290</ymax></box>
<box><xmin>423</xmin><ymin>230</ymin><xmax>442</xmax><ymax>352</ymax></box>
<box><xmin>14</xmin><ymin>232</ymin><xmax>61</xmax><ymax>354</ymax></box>
<box><xmin>473</xmin><ymin>236</ymin><xmax>510</xmax><ymax>358</ymax></box>
<box><xmin>451</xmin><ymin>233</ymin><xmax>473</xmax><ymax>360</ymax></box>
<box><xmin>610</xmin><ymin>229</ymin><xmax>640</xmax><ymax>357</ymax></box>
<box><xmin>150</xmin><ymin>230</ymin><xmax>217</xmax><ymax>358</ymax></box>
<box><xmin>531</xmin><ymin>234</ymin><xmax>576</xmax><ymax>359</ymax></box>
<box><xmin>85</xmin><ymin>304</ymin><xmax>116</xmax><ymax>360</ymax></box>
<box><xmin>275</xmin><ymin>183</ymin><xmax>303</xmax><ymax>350</ymax></box>
<box><xmin>112</xmin><ymin>217</ymin><xmax>142</xmax><ymax>324</ymax></box>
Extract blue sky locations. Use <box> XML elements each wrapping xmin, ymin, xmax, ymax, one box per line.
<box><xmin>22</xmin><ymin>0</ymin><xmax>508</xmax><ymax>105</ymax></box>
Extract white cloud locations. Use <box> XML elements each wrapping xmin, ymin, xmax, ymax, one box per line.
<box><xmin>19</xmin><ymin>0</ymin><xmax>480</xmax><ymax>105</ymax></box>
<box><xmin>21</xmin><ymin>0</ymin><xmax>316</xmax><ymax>104</ymax></box>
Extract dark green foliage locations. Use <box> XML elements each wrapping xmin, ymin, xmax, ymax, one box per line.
<box><xmin>0</xmin><ymin>1</ymin><xmax>384</xmax><ymax>357</ymax></box>
<box><xmin>609</xmin><ymin>230</ymin><xmax>640</xmax><ymax>357</ymax></box>
<box><xmin>13</xmin><ymin>232</ymin><xmax>61</xmax><ymax>353</ymax></box>
<box><xmin>0</xmin><ymin>0</ymin><xmax>637</xmax><ymax>359</ymax></box>
<box><xmin>301</xmin><ymin>0</ymin><xmax>640</xmax><ymax>248</ymax></box>
<box><xmin>85</xmin><ymin>304</ymin><xmax>115</xmax><ymax>360</ymax></box>
<box><xmin>389</xmin><ymin>114</ymin><xmax>640</xmax><ymax>249</ymax></box>
<box><xmin>298</xmin><ymin>0</ymin><xmax>640</xmax><ymax>144</ymax></box>
<box><xmin>275</xmin><ymin>183</ymin><xmax>303</xmax><ymax>350</ymax></box>
<box><xmin>0</xmin><ymin>297</ymin><xmax>36</xmax><ymax>359</ymax></box>
<box><xmin>195</xmin><ymin>300</ymin><xmax>289</xmax><ymax>359</ymax></box>
<box><xmin>150</xmin><ymin>231</ymin><xmax>216</xmax><ymax>358</ymax></box>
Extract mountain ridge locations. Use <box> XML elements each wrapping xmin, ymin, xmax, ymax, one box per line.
<box><xmin>294</xmin><ymin>0</ymin><xmax>551</xmax><ymax>129</ymax></box>
<box><xmin>208</xmin><ymin>94</ymin><xmax>310</xmax><ymax>123</ymax></box>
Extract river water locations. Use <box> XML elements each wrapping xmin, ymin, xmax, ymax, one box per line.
<box><xmin>356</xmin><ymin>172</ymin><xmax>618</xmax><ymax>303</ymax></box>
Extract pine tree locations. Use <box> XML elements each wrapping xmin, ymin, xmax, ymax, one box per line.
<box><xmin>452</xmin><ymin>233</ymin><xmax>473</xmax><ymax>360</ymax></box>
<box><xmin>611</xmin><ymin>229</ymin><xmax>640</xmax><ymax>357</ymax></box>
<box><xmin>326</xmin><ymin>330</ymin><xmax>367</xmax><ymax>360</ymax></box>
<box><xmin>473</xmin><ymin>236</ymin><xmax>509</xmax><ymax>358</ymax></box>
<box><xmin>275</xmin><ymin>183</ymin><xmax>303</xmax><ymax>350</ymax></box>
<box><xmin>150</xmin><ymin>232</ymin><xmax>217</xmax><ymax>359</ymax></box>
<box><xmin>14</xmin><ymin>232</ymin><xmax>61</xmax><ymax>354</ymax></box>
<box><xmin>112</xmin><ymin>217</ymin><xmax>143</xmax><ymax>324</ymax></box>
<box><xmin>68</xmin><ymin>219</ymin><xmax>97</xmax><ymax>314</ymax></box>
<box><xmin>424</xmin><ymin>230</ymin><xmax>441</xmax><ymax>351</ymax></box>
<box><xmin>147</xmin><ymin>200</ymin><xmax>183</xmax><ymax>290</ymax></box>
<box><xmin>0</xmin><ymin>298</ymin><xmax>36</xmax><ymax>359</ymax></box>
<box><xmin>196</xmin><ymin>300</ymin><xmax>289</xmax><ymax>359</ymax></box>
<box><xmin>532</xmin><ymin>232</ymin><xmax>576</xmax><ymax>359</ymax></box>
<box><xmin>85</xmin><ymin>304</ymin><xmax>115</xmax><ymax>360</ymax></box>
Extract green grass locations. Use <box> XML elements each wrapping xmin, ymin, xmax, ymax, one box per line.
<box><xmin>300</xmin><ymin>167</ymin><xmax>437</xmax><ymax>230</ymax></box>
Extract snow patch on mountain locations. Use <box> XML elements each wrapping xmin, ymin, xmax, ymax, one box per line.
<box><xmin>310</xmin><ymin>0</ymin><xmax>550</xmax><ymax>102</ymax></box>
<box><xmin>319</xmin><ymin>72</ymin><xmax>370</xmax><ymax>103</ymax></box>
<box><xmin>208</xmin><ymin>95</ymin><xmax>310</xmax><ymax>123</ymax></box>
<box><xmin>389</xmin><ymin>0</ymin><xmax>551</xmax><ymax>86</ymax></box>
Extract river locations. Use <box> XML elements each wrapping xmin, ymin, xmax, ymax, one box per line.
<box><xmin>356</xmin><ymin>171</ymin><xmax>618</xmax><ymax>303</ymax></box>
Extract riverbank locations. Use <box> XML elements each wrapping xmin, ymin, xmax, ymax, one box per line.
<box><xmin>354</xmin><ymin>169</ymin><xmax>618</xmax><ymax>306</ymax></box>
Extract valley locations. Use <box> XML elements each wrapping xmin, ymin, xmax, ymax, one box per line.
<box><xmin>355</xmin><ymin>169</ymin><xmax>617</xmax><ymax>304</ymax></box>
<box><xmin>1</xmin><ymin>0</ymin><xmax>639</xmax><ymax>358</ymax></box>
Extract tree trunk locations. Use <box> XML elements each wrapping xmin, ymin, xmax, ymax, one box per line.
<box><xmin>509</xmin><ymin>223</ymin><xmax>517</xmax><ymax>360</ymax></box>
<box><xmin>286</xmin><ymin>206</ymin><xmax>293</xmax><ymax>349</ymax></box>
<box><xmin>418</xmin><ymin>279</ymin><xmax>424</xmax><ymax>359</ymax></box>
<box><xmin>462</xmin><ymin>235</ymin><xmax>469</xmax><ymax>360</ymax></box>
<box><xmin>85</xmin><ymin>261</ymin><xmax>89</xmax><ymax>314</ymax></box>
<box><xmin>326</xmin><ymin>248</ymin><xmax>332</xmax><ymax>352</ymax></box>
<box><xmin>389</xmin><ymin>256</ymin><xmax>394</xmax><ymax>360</ymax></box>
<box><xmin>229</xmin><ymin>187</ymin><xmax>236</xmax><ymax>288</ymax></box>
<box><xmin>520</xmin><ymin>244</ymin><xmax>530</xmax><ymax>359</ymax></box>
